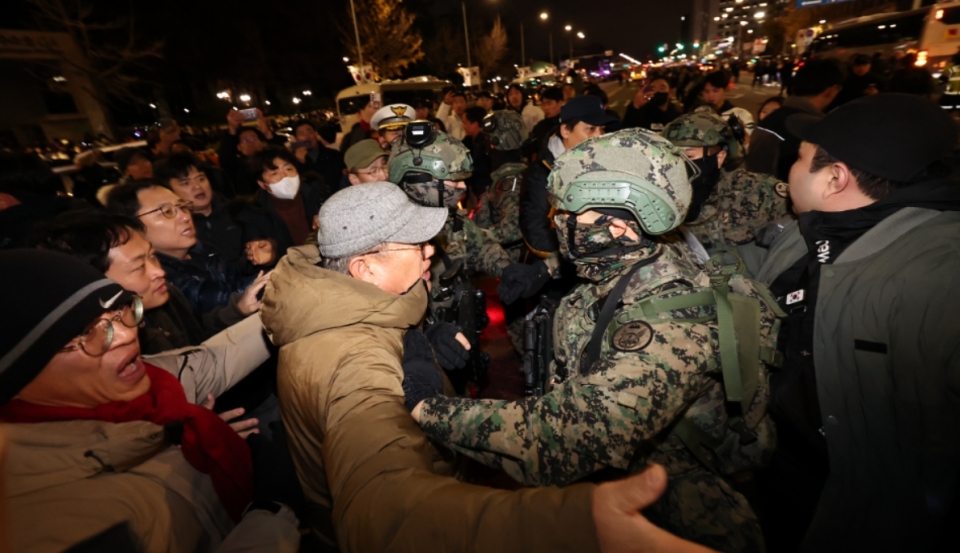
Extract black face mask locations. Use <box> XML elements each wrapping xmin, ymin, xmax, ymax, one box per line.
<box><xmin>650</xmin><ymin>92</ymin><xmax>670</xmax><ymax>107</ymax></box>
<box><xmin>687</xmin><ymin>153</ymin><xmax>722</xmax><ymax>222</ymax></box>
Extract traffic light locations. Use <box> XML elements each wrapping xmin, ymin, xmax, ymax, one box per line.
<box><xmin>693</xmin><ymin>39</ymin><xmax>700</xmax><ymax>48</ymax></box>
<box><xmin>658</xmin><ymin>45</ymin><xmax>665</xmax><ymax>53</ymax></box>
<box><xmin>677</xmin><ymin>43</ymin><xmax>684</xmax><ymax>50</ymax></box>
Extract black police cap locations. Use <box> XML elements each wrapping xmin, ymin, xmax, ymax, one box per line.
<box><xmin>559</xmin><ymin>95</ymin><xmax>618</xmax><ymax>127</ymax></box>
<box><xmin>786</xmin><ymin>93</ymin><xmax>958</xmax><ymax>182</ymax></box>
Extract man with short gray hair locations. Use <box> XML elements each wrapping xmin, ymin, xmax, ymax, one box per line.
<box><xmin>260</xmin><ymin>181</ymin><xmax>714</xmax><ymax>553</ymax></box>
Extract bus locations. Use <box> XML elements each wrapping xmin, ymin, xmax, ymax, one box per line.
<box><xmin>808</xmin><ymin>2</ymin><xmax>960</xmax><ymax>72</ymax></box>
<box><xmin>336</xmin><ymin>77</ymin><xmax>451</xmax><ymax>135</ymax></box>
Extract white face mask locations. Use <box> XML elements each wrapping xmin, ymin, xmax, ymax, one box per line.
<box><xmin>268</xmin><ymin>174</ymin><xmax>300</xmax><ymax>200</ymax></box>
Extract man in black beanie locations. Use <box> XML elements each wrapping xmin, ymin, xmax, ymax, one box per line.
<box><xmin>0</xmin><ymin>249</ymin><xmax>300</xmax><ymax>552</ymax></box>
<box><xmin>749</xmin><ymin>93</ymin><xmax>960</xmax><ymax>552</ymax></box>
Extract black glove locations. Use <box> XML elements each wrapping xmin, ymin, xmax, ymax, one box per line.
<box><xmin>424</xmin><ymin>322</ymin><xmax>470</xmax><ymax>371</ymax></box>
<box><xmin>246</xmin><ymin>420</ymin><xmax>305</xmax><ymax>516</ymax></box>
<box><xmin>498</xmin><ymin>260</ymin><xmax>551</xmax><ymax>305</ymax></box>
<box><xmin>401</xmin><ymin>328</ymin><xmax>444</xmax><ymax>411</ymax></box>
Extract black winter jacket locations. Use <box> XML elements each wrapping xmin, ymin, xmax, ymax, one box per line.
<box><xmin>520</xmin><ymin>135</ymin><xmax>561</xmax><ymax>256</ymax></box>
<box><xmin>296</xmin><ymin>146</ymin><xmax>345</xmax><ymax>198</ymax></box>
<box><xmin>157</xmin><ymin>246</ymin><xmax>254</xmax><ymax>317</ymax></box>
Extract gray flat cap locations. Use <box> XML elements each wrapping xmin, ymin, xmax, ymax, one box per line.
<box><xmin>317</xmin><ymin>181</ymin><xmax>448</xmax><ymax>258</ymax></box>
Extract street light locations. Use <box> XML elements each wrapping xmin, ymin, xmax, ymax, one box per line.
<box><xmin>540</xmin><ymin>12</ymin><xmax>548</xmax><ymax>20</ymax></box>
<box><xmin>577</xmin><ymin>31</ymin><xmax>584</xmax><ymax>39</ymax></box>
<box><xmin>292</xmin><ymin>97</ymin><xmax>301</xmax><ymax>105</ymax></box>
<box><xmin>565</xmin><ymin>25</ymin><xmax>571</xmax><ymax>31</ymax></box>
<box><xmin>302</xmin><ymin>90</ymin><xmax>312</xmax><ymax>96</ymax></box>
<box><xmin>239</xmin><ymin>94</ymin><xmax>251</xmax><ymax>103</ymax></box>
<box><xmin>342</xmin><ymin>57</ymin><xmax>349</xmax><ymax>62</ymax></box>
<box><xmin>462</xmin><ymin>2</ymin><xmax>472</xmax><ymax>69</ymax></box>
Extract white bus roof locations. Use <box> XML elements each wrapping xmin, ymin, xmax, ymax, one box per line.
<box><xmin>335</xmin><ymin>77</ymin><xmax>451</xmax><ymax>101</ymax></box>
<box><xmin>827</xmin><ymin>7</ymin><xmax>928</xmax><ymax>31</ymax></box>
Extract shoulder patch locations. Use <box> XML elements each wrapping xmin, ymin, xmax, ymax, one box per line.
<box><xmin>775</xmin><ymin>182</ymin><xmax>789</xmax><ymax>198</ymax></box>
<box><xmin>612</xmin><ymin>321</ymin><xmax>655</xmax><ymax>352</ymax></box>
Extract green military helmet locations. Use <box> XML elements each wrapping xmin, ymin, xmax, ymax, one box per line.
<box><xmin>482</xmin><ymin>110</ymin><xmax>529</xmax><ymax>151</ymax></box>
<box><xmin>662</xmin><ymin>106</ymin><xmax>740</xmax><ymax>160</ymax></box>
<box><xmin>388</xmin><ymin>125</ymin><xmax>473</xmax><ymax>185</ymax></box>
<box><xmin>547</xmin><ymin>128</ymin><xmax>695</xmax><ymax>235</ymax></box>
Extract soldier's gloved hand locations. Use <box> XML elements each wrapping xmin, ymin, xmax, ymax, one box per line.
<box><xmin>498</xmin><ymin>260</ymin><xmax>551</xmax><ymax>305</ymax></box>
<box><xmin>401</xmin><ymin>328</ymin><xmax>444</xmax><ymax>411</ymax></box>
<box><xmin>247</xmin><ymin>420</ymin><xmax>305</xmax><ymax>517</ymax></box>
<box><xmin>424</xmin><ymin>322</ymin><xmax>471</xmax><ymax>370</ymax></box>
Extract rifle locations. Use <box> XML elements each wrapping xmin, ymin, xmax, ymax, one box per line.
<box><xmin>522</xmin><ymin>298</ymin><xmax>561</xmax><ymax>397</ymax></box>
<box><xmin>433</xmin><ymin>260</ymin><xmax>491</xmax><ymax>393</ymax></box>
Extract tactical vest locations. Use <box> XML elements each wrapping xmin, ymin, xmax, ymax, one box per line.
<box><xmin>554</xmin><ymin>246</ymin><xmax>784</xmax><ymax>475</ymax></box>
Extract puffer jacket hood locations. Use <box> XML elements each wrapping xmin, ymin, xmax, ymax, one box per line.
<box><xmin>260</xmin><ymin>244</ymin><xmax>428</xmax><ymax>347</ymax></box>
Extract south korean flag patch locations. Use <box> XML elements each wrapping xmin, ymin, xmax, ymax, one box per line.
<box><xmin>786</xmin><ymin>289</ymin><xmax>805</xmax><ymax>305</ymax></box>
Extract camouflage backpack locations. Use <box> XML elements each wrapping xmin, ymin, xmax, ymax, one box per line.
<box><xmin>482</xmin><ymin>110</ymin><xmax>529</xmax><ymax>151</ymax></box>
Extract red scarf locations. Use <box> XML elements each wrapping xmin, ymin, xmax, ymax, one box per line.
<box><xmin>0</xmin><ymin>363</ymin><xmax>253</xmax><ymax>522</ymax></box>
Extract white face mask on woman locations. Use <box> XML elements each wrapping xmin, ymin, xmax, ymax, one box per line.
<box><xmin>268</xmin><ymin>175</ymin><xmax>301</xmax><ymax>200</ymax></box>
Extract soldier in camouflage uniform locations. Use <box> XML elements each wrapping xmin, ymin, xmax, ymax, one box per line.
<box><xmin>389</xmin><ymin>130</ymin><xmax>514</xmax><ymax>288</ymax></box>
<box><xmin>408</xmin><ymin>129</ymin><xmax>784</xmax><ymax>552</ymax></box>
<box><xmin>662</xmin><ymin>107</ymin><xmax>792</xmax><ymax>258</ymax></box>
<box><xmin>472</xmin><ymin>110</ymin><xmax>530</xmax><ymax>353</ymax></box>
<box><xmin>473</xmin><ymin>110</ymin><xmax>528</xmax><ymax>260</ymax></box>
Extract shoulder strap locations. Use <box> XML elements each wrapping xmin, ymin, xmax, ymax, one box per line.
<box><xmin>580</xmin><ymin>254</ymin><xmax>660</xmax><ymax>375</ymax></box>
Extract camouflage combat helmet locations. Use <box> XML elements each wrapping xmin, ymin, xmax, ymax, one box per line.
<box><xmin>547</xmin><ymin>128</ymin><xmax>695</xmax><ymax>235</ymax></box>
<box><xmin>662</xmin><ymin>106</ymin><xmax>740</xmax><ymax>160</ymax></box>
<box><xmin>388</xmin><ymin>128</ymin><xmax>473</xmax><ymax>184</ymax></box>
<box><xmin>388</xmin><ymin>125</ymin><xmax>473</xmax><ymax>207</ymax></box>
<box><xmin>482</xmin><ymin>110</ymin><xmax>529</xmax><ymax>151</ymax></box>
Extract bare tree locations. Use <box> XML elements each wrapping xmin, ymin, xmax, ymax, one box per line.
<box><xmin>343</xmin><ymin>0</ymin><xmax>425</xmax><ymax>79</ymax></box>
<box><xmin>474</xmin><ymin>16</ymin><xmax>508</xmax><ymax>78</ymax></box>
<box><xmin>28</xmin><ymin>0</ymin><xmax>163</xmax><ymax>107</ymax></box>
<box><xmin>424</xmin><ymin>26</ymin><xmax>466</xmax><ymax>78</ymax></box>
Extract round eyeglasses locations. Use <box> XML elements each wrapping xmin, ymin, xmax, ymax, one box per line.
<box><xmin>60</xmin><ymin>296</ymin><xmax>144</xmax><ymax>357</ymax></box>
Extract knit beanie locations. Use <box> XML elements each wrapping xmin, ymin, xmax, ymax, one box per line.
<box><xmin>0</xmin><ymin>249</ymin><xmax>133</xmax><ymax>405</ymax></box>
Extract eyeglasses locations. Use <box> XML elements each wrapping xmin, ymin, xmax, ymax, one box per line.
<box><xmin>356</xmin><ymin>165</ymin><xmax>388</xmax><ymax>176</ymax></box>
<box><xmin>359</xmin><ymin>243</ymin><xmax>427</xmax><ymax>256</ymax></box>
<box><xmin>60</xmin><ymin>296</ymin><xmax>144</xmax><ymax>357</ymax></box>
<box><xmin>138</xmin><ymin>201</ymin><xmax>194</xmax><ymax>219</ymax></box>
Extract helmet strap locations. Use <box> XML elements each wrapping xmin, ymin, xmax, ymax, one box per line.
<box><xmin>565</xmin><ymin>214</ymin><xmax>579</xmax><ymax>262</ymax></box>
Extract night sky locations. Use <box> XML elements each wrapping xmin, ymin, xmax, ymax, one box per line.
<box><xmin>5</xmin><ymin>0</ymin><xmax>697</xmax><ymax>105</ymax></box>
<box><xmin>443</xmin><ymin>0</ymin><xmax>696</xmax><ymax>62</ymax></box>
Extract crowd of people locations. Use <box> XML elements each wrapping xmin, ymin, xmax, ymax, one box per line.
<box><xmin>1</xmin><ymin>48</ymin><xmax>959</xmax><ymax>553</ymax></box>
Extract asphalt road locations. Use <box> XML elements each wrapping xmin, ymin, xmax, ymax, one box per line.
<box><xmin>600</xmin><ymin>75</ymin><xmax>784</xmax><ymax>120</ymax></box>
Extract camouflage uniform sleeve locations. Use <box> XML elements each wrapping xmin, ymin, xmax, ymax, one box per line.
<box><xmin>724</xmin><ymin>171</ymin><xmax>791</xmax><ymax>244</ymax></box>
<box><xmin>418</xmin><ymin>320</ymin><xmax>714</xmax><ymax>487</ymax></box>
<box><xmin>473</xmin><ymin>192</ymin><xmax>494</xmax><ymax>230</ymax></box>
<box><xmin>491</xmin><ymin>191</ymin><xmax>522</xmax><ymax>244</ymax></box>
<box><xmin>461</xmin><ymin>215</ymin><xmax>513</xmax><ymax>277</ymax></box>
